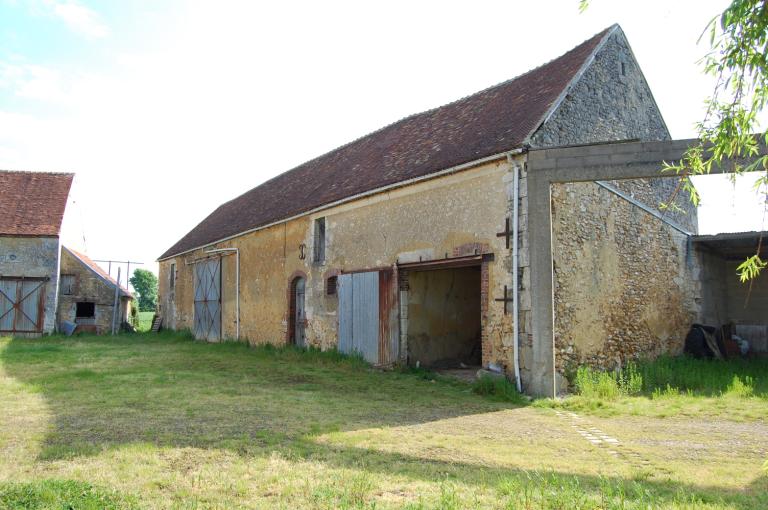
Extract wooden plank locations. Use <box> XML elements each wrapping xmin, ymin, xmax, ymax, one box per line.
<box><xmin>353</xmin><ymin>271</ymin><xmax>379</xmax><ymax>364</ymax></box>
<box><xmin>338</xmin><ymin>274</ymin><xmax>354</xmax><ymax>355</ymax></box>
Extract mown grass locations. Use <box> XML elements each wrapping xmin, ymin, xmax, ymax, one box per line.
<box><xmin>0</xmin><ymin>333</ymin><xmax>766</xmax><ymax>509</ymax></box>
<box><xmin>0</xmin><ymin>479</ymin><xmax>138</xmax><ymax>510</ymax></box>
<box><xmin>538</xmin><ymin>356</ymin><xmax>768</xmax><ymax>421</ymax></box>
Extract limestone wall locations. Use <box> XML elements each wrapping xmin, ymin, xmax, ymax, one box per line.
<box><xmin>0</xmin><ymin>236</ymin><xmax>60</xmax><ymax>334</ymax></box>
<box><xmin>550</xmin><ymin>183</ymin><xmax>697</xmax><ymax>380</ymax></box>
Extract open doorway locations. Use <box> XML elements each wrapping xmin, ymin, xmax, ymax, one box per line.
<box><xmin>288</xmin><ymin>276</ymin><xmax>306</xmax><ymax>347</ymax></box>
<box><xmin>406</xmin><ymin>266</ymin><xmax>482</xmax><ymax>373</ymax></box>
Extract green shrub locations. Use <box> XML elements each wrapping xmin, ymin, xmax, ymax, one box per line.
<box><xmin>725</xmin><ymin>375</ymin><xmax>755</xmax><ymax>398</ymax></box>
<box><xmin>574</xmin><ymin>363</ymin><xmax>644</xmax><ymax>400</ymax></box>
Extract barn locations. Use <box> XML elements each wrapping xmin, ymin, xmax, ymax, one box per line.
<box><xmin>0</xmin><ymin>171</ymin><xmax>73</xmax><ymax>336</ymax></box>
<box><xmin>157</xmin><ymin>25</ymin><xmax>766</xmax><ymax>395</ymax></box>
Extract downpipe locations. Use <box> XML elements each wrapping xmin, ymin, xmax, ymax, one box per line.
<box><xmin>507</xmin><ymin>154</ymin><xmax>522</xmax><ymax>393</ymax></box>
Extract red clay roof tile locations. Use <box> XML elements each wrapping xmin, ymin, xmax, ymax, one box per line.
<box><xmin>0</xmin><ymin>170</ymin><xmax>74</xmax><ymax>236</ymax></box>
<box><xmin>65</xmin><ymin>247</ymin><xmax>134</xmax><ymax>298</ymax></box>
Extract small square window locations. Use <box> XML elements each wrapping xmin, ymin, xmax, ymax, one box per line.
<box><xmin>60</xmin><ymin>274</ymin><xmax>75</xmax><ymax>295</ymax></box>
<box><xmin>326</xmin><ymin>275</ymin><xmax>338</xmax><ymax>296</ymax></box>
<box><xmin>76</xmin><ymin>302</ymin><xmax>95</xmax><ymax>318</ymax></box>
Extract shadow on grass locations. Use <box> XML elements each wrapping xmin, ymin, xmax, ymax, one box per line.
<box><xmin>1</xmin><ymin>333</ymin><xmax>765</xmax><ymax>509</ymax></box>
<box><xmin>0</xmin><ymin>331</ymin><xmax>516</xmax><ymax>460</ymax></box>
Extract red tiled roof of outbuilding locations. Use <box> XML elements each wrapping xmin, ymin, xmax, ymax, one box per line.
<box><xmin>64</xmin><ymin>247</ymin><xmax>134</xmax><ymax>298</ymax></box>
<box><xmin>0</xmin><ymin>170</ymin><xmax>74</xmax><ymax>236</ymax></box>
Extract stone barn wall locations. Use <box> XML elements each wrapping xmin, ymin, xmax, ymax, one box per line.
<box><xmin>0</xmin><ymin>236</ymin><xmax>60</xmax><ymax>335</ymax></box>
<box><xmin>57</xmin><ymin>249</ymin><xmax>131</xmax><ymax>334</ymax></box>
<box><xmin>159</xmin><ymin>159</ymin><xmax>516</xmax><ymax>373</ymax></box>
<box><xmin>516</xmin><ymin>26</ymin><xmax>697</xmax><ymax>388</ymax></box>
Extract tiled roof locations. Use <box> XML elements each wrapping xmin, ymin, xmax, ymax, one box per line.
<box><xmin>0</xmin><ymin>170</ymin><xmax>74</xmax><ymax>236</ymax></box>
<box><xmin>160</xmin><ymin>26</ymin><xmax>615</xmax><ymax>260</ymax></box>
<box><xmin>64</xmin><ymin>247</ymin><xmax>134</xmax><ymax>298</ymax></box>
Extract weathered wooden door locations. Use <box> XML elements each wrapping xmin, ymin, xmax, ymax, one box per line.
<box><xmin>193</xmin><ymin>258</ymin><xmax>221</xmax><ymax>342</ymax></box>
<box><xmin>338</xmin><ymin>272</ymin><xmax>377</xmax><ymax>361</ymax></box>
<box><xmin>0</xmin><ymin>277</ymin><xmax>46</xmax><ymax>334</ymax></box>
<box><xmin>294</xmin><ymin>277</ymin><xmax>306</xmax><ymax>347</ymax></box>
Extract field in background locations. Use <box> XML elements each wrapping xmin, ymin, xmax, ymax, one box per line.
<box><xmin>136</xmin><ymin>311</ymin><xmax>154</xmax><ymax>332</ymax></box>
<box><xmin>0</xmin><ymin>333</ymin><xmax>766</xmax><ymax>509</ymax></box>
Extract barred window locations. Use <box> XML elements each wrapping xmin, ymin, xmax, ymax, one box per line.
<box><xmin>326</xmin><ymin>275</ymin><xmax>337</xmax><ymax>295</ymax></box>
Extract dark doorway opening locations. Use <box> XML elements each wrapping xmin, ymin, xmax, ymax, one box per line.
<box><xmin>406</xmin><ymin>266</ymin><xmax>482</xmax><ymax>369</ymax></box>
<box><xmin>288</xmin><ymin>277</ymin><xmax>306</xmax><ymax>347</ymax></box>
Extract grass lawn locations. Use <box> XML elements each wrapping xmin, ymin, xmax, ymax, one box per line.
<box><xmin>0</xmin><ymin>332</ymin><xmax>766</xmax><ymax>509</ymax></box>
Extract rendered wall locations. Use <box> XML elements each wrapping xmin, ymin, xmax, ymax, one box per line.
<box><xmin>406</xmin><ymin>267</ymin><xmax>482</xmax><ymax>367</ymax></box>
<box><xmin>724</xmin><ymin>261</ymin><xmax>768</xmax><ymax>324</ymax></box>
<box><xmin>158</xmin><ymin>159</ymin><xmax>514</xmax><ymax>372</ymax></box>
<box><xmin>0</xmin><ymin>236</ymin><xmax>60</xmax><ymax>334</ymax></box>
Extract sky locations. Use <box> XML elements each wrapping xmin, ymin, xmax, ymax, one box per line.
<box><xmin>1</xmin><ymin>0</ymin><xmax>766</xmax><ymax>282</ymax></box>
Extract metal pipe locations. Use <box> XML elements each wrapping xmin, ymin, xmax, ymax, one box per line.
<box><xmin>594</xmin><ymin>181</ymin><xmax>693</xmax><ymax>236</ymax></box>
<box><xmin>111</xmin><ymin>267</ymin><xmax>121</xmax><ymax>335</ymax></box>
<box><xmin>508</xmin><ymin>154</ymin><xmax>522</xmax><ymax>392</ymax></box>
<box><xmin>203</xmin><ymin>248</ymin><xmax>240</xmax><ymax>341</ymax></box>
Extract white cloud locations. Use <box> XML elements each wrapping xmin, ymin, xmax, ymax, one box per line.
<box><xmin>46</xmin><ymin>0</ymin><xmax>109</xmax><ymax>39</ymax></box>
<box><xmin>0</xmin><ymin>62</ymin><xmax>68</xmax><ymax>102</ymax></box>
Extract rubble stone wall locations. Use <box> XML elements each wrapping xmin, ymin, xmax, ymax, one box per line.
<box><xmin>550</xmin><ymin>183</ymin><xmax>698</xmax><ymax>382</ymax></box>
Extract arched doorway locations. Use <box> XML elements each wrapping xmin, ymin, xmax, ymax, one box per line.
<box><xmin>289</xmin><ymin>276</ymin><xmax>306</xmax><ymax>347</ymax></box>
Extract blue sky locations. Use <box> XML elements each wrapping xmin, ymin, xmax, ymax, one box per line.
<box><xmin>1</xmin><ymin>0</ymin><xmax>764</xmax><ymax>279</ymax></box>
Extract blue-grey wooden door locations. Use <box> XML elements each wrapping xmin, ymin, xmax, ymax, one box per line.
<box><xmin>193</xmin><ymin>258</ymin><xmax>221</xmax><ymax>342</ymax></box>
<box><xmin>337</xmin><ymin>271</ymin><xmax>379</xmax><ymax>363</ymax></box>
<box><xmin>0</xmin><ymin>278</ymin><xmax>45</xmax><ymax>333</ymax></box>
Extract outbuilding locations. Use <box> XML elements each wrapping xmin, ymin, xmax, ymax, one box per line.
<box><xmin>0</xmin><ymin>171</ymin><xmax>73</xmax><ymax>336</ymax></box>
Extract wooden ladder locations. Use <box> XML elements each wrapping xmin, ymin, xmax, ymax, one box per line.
<box><xmin>150</xmin><ymin>315</ymin><xmax>163</xmax><ymax>333</ymax></box>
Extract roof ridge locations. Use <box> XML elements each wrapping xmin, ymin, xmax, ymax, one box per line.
<box><xmin>0</xmin><ymin>169</ymin><xmax>74</xmax><ymax>176</ymax></box>
<box><xmin>523</xmin><ymin>24</ymin><xmax>619</xmax><ymax>145</ymax></box>
<box><xmin>63</xmin><ymin>246</ymin><xmax>133</xmax><ymax>297</ymax></box>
